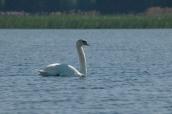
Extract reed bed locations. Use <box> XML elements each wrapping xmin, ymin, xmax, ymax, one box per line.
<box><xmin>0</xmin><ymin>15</ymin><xmax>172</xmax><ymax>28</ymax></box>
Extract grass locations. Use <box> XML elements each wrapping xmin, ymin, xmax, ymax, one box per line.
<box><xmin>0</xmin><ymin>14</ymin><xmax>172</xmax><ymax>28</ymax></box>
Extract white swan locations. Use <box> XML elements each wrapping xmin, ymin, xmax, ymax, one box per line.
<box><xmin>39</xmin><ymin>39</ymin><xmax>89</xmax><ymax>77</ymax></box>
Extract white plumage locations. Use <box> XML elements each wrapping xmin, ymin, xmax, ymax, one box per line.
<box><xmin>39</xmin><ymin>63</ymin><xmax>83</xmax><ymax>76</ymax></box>
<box><xmin>39</xmin><ymin>39</ymin><xmax>89</xmax><ymax>77</ymax></box>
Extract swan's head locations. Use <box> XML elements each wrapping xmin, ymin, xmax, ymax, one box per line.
<box><xmin>77</xmin><ymin>39</ymin><xmax>89</xmax><ymax>47</ymax></box>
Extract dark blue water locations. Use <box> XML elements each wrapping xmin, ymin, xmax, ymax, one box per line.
<box><xmin>0</xmin><ymin>29</ymin><xmax>172</xmax><ymax>114</ymax></box>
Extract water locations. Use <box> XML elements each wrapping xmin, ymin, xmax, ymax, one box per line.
<box><xmin>0</xmin><ymin>29</ymin><xmax>172</xmax><ymax>114</ymax></box>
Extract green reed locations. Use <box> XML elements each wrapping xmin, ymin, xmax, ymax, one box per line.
<box><xmin>0</xmin><ymin>15</ymin><xmax>172</xmax><ymax>28</ymax></box>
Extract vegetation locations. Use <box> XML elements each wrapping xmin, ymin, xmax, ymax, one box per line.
<box><xmin>0</xmin><ymin>14</ymin><xmax>172</xmax><ymax>28</ymax></box>
<box><xmin>0</xmin><ymin>0</ymin><xmax>172</xmax><ymax>28</ymax></box>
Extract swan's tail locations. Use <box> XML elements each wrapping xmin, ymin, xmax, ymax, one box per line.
<box><xmin>38</xmin><ymin>70</ymin><xmax>48</xmax><ymax>76</ymax></box>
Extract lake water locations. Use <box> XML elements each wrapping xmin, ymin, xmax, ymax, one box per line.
<box><xmin>0</xmin><ymin>29</ymin><xmax>172</xmax><ymax>114</ymax></box>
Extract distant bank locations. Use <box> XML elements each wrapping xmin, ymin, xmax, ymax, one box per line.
<box><xmin>0</xmin><ymin>15</ymin><xmax>172</xmax><ymax>28</ymax></box>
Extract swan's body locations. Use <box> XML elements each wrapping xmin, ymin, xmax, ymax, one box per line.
<box><xmin>39</xmin><ymin>40</ymin><xmax>89</xmax><ymax>77</ymax></box>
<box><xmin>39</xmin><ymin>63</ymin><xmax>83</xmax><ymax>76</ymax></box>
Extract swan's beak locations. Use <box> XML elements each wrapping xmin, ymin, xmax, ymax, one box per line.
<box><xmin>82</xmin><ymin>40</ymin><xmax>89</xmax><ymax>46</ymax></box>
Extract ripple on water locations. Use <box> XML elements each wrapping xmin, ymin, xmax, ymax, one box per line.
<box><xmin>0</xmin><ymin>29</ymin><xmax>172</xmax><ymax>114</ymax></box>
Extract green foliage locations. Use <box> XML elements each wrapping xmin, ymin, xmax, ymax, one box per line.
<box><xmin>0</xmin><ymin>15</ymin><xmax>172</xmax><ymax>28</ymax></box>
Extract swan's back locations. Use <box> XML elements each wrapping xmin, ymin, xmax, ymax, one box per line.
<box><xmin>39</xmin><ymin>63</ymin><xmax>83</xmax><ymax>76</ymax></box>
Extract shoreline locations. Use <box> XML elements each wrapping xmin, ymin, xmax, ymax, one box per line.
<box><xmin>0</xmin><ymin>15</ymin><xmax>172</xmax><ymax>28</ymax></box>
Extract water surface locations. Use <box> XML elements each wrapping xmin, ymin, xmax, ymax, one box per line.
<box><xmin>0</xmin><ymin>29</ymin><xmax>172</xmax><ymax>114</ymax></box>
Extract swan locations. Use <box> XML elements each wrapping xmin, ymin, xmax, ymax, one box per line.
<box><xmin>39</xmin><ymin>39</ymin><xmax>89</xmax><ymax>77</ymax></box>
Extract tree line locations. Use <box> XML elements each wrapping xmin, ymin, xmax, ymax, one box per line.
<box><xmin>0</xmin><ymin>0</ymin><xmax>172</xmax><ymax>14</ymax></box>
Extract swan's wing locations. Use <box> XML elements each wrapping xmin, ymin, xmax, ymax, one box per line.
<box><xmin>40</xmin><ymin>63</ymin><xmax>61</xmax><ymax>76</ymax></box>
<box><xmin>40</xmin><ymin>63</ymin><xmax>83</xmax><ymax>76</ymax></box>
<box><xmin>47</xmin><ymin>63</ymin><xmax>61</xmax><ymax>67</ymax></box>
<box><xmin>55</xmin><ymin>64</ymin><xmax>83</xmax><ymax>76</ymax></box>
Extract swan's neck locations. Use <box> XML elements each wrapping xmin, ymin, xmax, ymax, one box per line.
<box><xmin>76</xmin><ymin>45</ymin><xmax>87</xmax><ymax>76</ymax></box>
